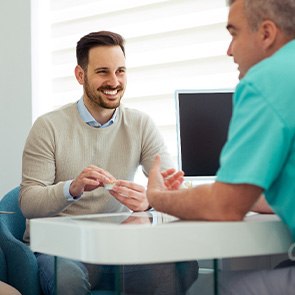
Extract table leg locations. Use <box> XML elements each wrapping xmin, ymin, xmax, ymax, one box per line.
<box><xmin>214</xmin><ymin>259</ymin><xmax>219</xmax><ymax>295</ymax></box>
<box><xmin>54</xmin><ymin>256</ymin><xmax>57</xmax><ymax>295</ymax></box>
<box><xmin>114</xmin><ymin>265</ymin><xmax>121</xmax><ymax>295</ymax></box>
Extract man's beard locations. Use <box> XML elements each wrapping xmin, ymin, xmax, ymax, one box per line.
<box><xmin>84</xmin><ymin>77</ymin><xmax>123</xmax><ymax>110</ymax></box>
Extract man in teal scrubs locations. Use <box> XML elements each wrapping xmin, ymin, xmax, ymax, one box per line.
<box><xmin>146</xmin><ymin>0</ymin><xmax>295</xmax><ymax>293</ymax></box>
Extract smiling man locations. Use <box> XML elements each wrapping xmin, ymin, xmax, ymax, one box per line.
<box><xmin>147</xmin><ymin>0</ymin><xmax>295</xmax><ymax>293</ymax></box>
<box><xmin>20</xmin><ymin>31</ymin><xmax>198</xmax><ymax>295</ymax></box>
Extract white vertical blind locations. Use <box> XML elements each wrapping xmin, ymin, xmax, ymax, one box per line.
<box><xmin>32</xmin><ymin>0</ymin><xmax>238</xmax><ymax>182</ymax></box>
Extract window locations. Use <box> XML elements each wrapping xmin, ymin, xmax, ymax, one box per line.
<box><xmin>31</xmin><ymin>0</ymin><xmax>238</xmax><ymax>183</ymax></box>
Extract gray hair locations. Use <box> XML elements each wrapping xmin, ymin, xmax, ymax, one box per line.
<box><xmin>227</xmin><ymin>0</ymin><xmax>295</xmax><ymax>37</ymax></box>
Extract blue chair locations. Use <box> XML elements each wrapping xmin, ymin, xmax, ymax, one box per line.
<box><xmin>0</xmin><ymin>186</ymin><xmax>41</xmax><ymax>295</ymax></box>
<box><xmin>0</xmin><ymin>245</ymin><xmax>7</xmax><ymax>282</ymax></box>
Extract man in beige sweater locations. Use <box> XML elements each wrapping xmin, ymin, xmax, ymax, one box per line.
<box><xmin>20</xmin><ymin>31</ymin><xmax>198</xmax><ymax>295</ymax></box>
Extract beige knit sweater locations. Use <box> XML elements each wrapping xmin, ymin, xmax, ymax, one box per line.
<box><xmin>20</xmin><ymin>103</ymin><xmax>174</xmax><ymax>242</ymax></box>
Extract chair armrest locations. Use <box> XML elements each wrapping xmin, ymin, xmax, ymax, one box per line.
<box><xmin>0</xmin><ymin>223</ymin><xmax>41</xmax><ymax>295</ymax></box>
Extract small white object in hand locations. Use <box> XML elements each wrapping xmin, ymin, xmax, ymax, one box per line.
<box><xmin>181</xmin><ymin>181</ymin><xmax>193</xmax><ymax>189</ymax></box>
<box><xmin>104</xmin><ymin>182</ymin><xmax>116</xmax><ymax>190</ymax></box>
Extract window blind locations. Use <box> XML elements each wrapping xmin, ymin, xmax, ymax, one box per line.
<box><xmin>32</xmin><ymin>0</ymin><xmax>238</xmax><ymax>183</ymax></box>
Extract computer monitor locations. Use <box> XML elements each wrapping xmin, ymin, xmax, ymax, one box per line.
<box><xmin>175</xmin><ymin>90</ymin><xmax>233</xmax><ymax>181</ymax></box>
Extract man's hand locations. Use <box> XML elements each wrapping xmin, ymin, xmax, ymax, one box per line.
<box><xmin>70</xmin><ymin>165</ymin><xmax>116</xmax><ymax>198</ymax></box>
<box><xmin>121</xmin><ymin>212</ymin><xmax>152</xmax><ymax>224</ymax></box>
<box><xmin>148</xmin><ymin>155</ymin><xmax>184</xmax><ymax>191</ymax></box>
<box><xmin>161</xmin><ymin>168</ymin><xmax>184</xmax><ymax>190</ymax></box>
<box><xmin>147</xmin><ymin>155</ymin><xmax>184</xmax><ymax>207</ymax></box>
<box><xmin>110</xmin><ymin>180</ymin><xmax>149</xmax><ymax>212</ymax></box>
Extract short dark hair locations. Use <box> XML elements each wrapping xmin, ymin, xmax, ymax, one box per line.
<box><xmin>76</xmin><ymin>31</ymin><xmax>125</xmax><ymax>70</ymax></box>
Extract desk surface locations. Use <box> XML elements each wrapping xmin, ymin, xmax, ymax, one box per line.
<box><xmin>30</xmin><ymin>211</ymin><xmax>292</xmax><ymax>265</ymax></box>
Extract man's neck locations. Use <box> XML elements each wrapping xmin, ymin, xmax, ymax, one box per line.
<box><xmin>83</xmin><ymin>97</ymin><xmax>116</xmax><ymax>125</ymax></box>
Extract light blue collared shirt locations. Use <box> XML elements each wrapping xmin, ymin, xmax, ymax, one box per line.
<box><xmin>63</xmin><ymin>98</ymin><xmax>118</xmax><ymax>201</ymax></box>
<box><xmin>76</xmin><ymin>97</ymin><xmax>118</xmax><ymax>128</ymax></box>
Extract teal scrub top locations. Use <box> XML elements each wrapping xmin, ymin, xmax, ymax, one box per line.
<box><xmin>216</xmin><ymin>40</ymin><xmax>295</xmax><ymax>240</ymax></box>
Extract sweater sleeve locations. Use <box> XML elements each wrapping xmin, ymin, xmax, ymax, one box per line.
<box><xmin>139</xmin><ymin>114</ymin><xmax>175</xmax><ymax>176</ymax></box>
<box><xmin>20</xmin><ymin>116</ymin><xmax>74</xmax><ymax>219</ymax></box>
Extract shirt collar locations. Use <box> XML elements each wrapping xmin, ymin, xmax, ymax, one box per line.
<box><xmin>76</xmin><ymin>97</ymin><xmax>117</xmax><ymax>128</ymax></box>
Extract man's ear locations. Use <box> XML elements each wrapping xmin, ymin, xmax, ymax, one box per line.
<box><xmin>75</xmin><ymin>65</ymin><xmax>85</xmax><ymax>85</ymax></box>
<box><xmin>259</xmin><ymin>20</ymin><xmax>278</xmax><ymax>51</ymax></box>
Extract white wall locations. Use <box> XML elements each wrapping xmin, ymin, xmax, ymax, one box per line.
<box><xmin>0</xmin><ymin>0</ymin><xmax>32</xmax><ymax>197</ymax></box>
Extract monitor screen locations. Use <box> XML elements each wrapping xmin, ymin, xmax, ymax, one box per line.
<box><xmin>175</xmin><ymin>90</ymin><xmax>233</xmax><ymax>179</ymax></box>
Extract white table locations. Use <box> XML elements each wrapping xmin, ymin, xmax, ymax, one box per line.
<box><xmin>30</xmin><ymin>211</ymin><xmax>292</xmax><ymax>265</ymax></box>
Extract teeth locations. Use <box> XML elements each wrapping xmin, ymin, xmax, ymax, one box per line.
<box><xmin>103</xmin><ymin>90</ymin><xmax>117</xmax><ymax>95</ymax></box>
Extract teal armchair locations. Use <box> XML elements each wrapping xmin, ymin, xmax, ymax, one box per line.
<box><xmin>0</xmin><ymin>186</ymin><xmax>41</xmax><ymax>295</ymax></box>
